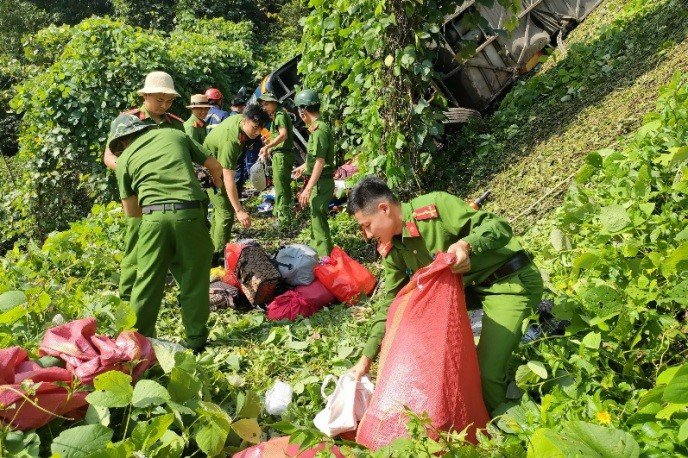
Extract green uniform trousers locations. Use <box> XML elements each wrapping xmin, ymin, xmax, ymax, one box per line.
<box><xmin>119</xmin><ymin>216</ymin><xmax>141</xmax><ymax>301</ymax></box>
<box><xmin>272</xmin><ymin>152</ymin><xmax>294</xmax><ymax>223</ymax></box>
<box><xmin>466</xmin><ymin>262</ymin><xmax>543</xmax><ymax>412</ymax></box>
<box><xmin>207</xmin><ymin>188</ymin><xmax>234</xmax><ymax>253</ymax></box>
<box><xmin>129</xmin><ymin>207</ymin><xmax>213</xmax><ymax>350</ymax></box>
<box><xmin>308</xmin><ymin>177</ymin><xmax>334</xmax><ymax>257</ymax></box>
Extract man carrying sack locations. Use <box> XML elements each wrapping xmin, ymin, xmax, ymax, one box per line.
<box><xmin>347</xmin><ymin>176</ymin><xmax>543</xmax><ymax>412</ymax></box>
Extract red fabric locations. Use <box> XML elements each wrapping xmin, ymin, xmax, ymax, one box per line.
<box><xmin>356</xmin><ymin>253</ymin><xmax>490</xmax><ymax>449</ymax></box>
<box><xmin>0</xmin><ymin>347</ymin><xmax>88</xmax><ymax>430</ymax></box>
<box><xmin>39</xmin><ymin>318</ymin><xmax>155</xmax><ymax>385</ymax></box>
<box><xmin>222</xmin><ymin>270</ymin><xmax>241</xmax><ymax>288</ymax></box>
<box><xmin>294</xmin><ymin>279</ymin><xmax>336</xmax><ymax>308</ymax></box>
<box><xmin>266</xmin><ymin>291</ymin><xmax>321</xmax><ymax>321</ymax></box>
<box><xmin>314</xmin><ymin>246</ymin><xmax>376</xmax><ymax>305</ymax></box>
<box><xmin>233</xmin><ymin>436</ymin><xmax>345</xmax><ymax>458</ymax></box>
<box><xmin>225</xmin><ymin>242</ymin><xmax>246</xmax><ymax>273</ymax></box>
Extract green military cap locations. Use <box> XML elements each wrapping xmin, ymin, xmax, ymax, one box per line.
<box><xmin>257</xmin><ymin>92</ymin><xmax>279</xmax><ymax>103</ymax></box>
<box><xmin>294</xmin><ymin>89</ymin><xmax>320</xmax><ymax>107</ymax></box>
<box><xmin>108</xmin><ymin>113</ymin><xmax>152</xmax><ymax>152</ymax></box>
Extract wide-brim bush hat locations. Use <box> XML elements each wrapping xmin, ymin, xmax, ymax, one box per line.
<box><xmin>107</xmin><ymin>114</ymin><xmax>153</xmax><ymax>151</ymax></box>
<box><xmin>257</xmin><ymin>92</ymin><xmax>279</xmax><ymax>103</ymax></box>
<box><xmin>186</xmin><ymin>94</ymin><xmax>213</xmax><ymax>108</ymax></box>
<box><xmin>137</xmin><ymin>71</ymin><xmax>180</xmax><ymax>97</ymax></box>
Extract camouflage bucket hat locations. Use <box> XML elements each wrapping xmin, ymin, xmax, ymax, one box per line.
<box><xmin>257</xmin><ymin>92</ymin><xmax>279</xmax><ymax>103</ymax></box>
<box><xmin>107</xmin><ymin>114</ymin><xmax>152</xmax><ymax>152</ymax></box>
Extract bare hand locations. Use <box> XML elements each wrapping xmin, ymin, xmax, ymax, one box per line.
<box><xmin>259</xmin><ymin>146</ymin><xmax>270</xmax><ymax>159</ymax></box>
<box><xmin>298</xmin><ymin>186</ymin><xmax>312</xmax><ymax>209</ymax></box>
<box><xmin>349</xmin><ymin>355</ymin><xmax>372</xmax><ymax>381</ymax></box>
<box><xmin>236</xmin><ymin>210</ymin><xmax>251</xmax><ymax>228</ymax></box>
<box><xmin>292</xmin><ymin>165</ymin><xmax>305</xmax><ymax>179</ymax></box>
<box><xmin>447</xmin><ymin>240</ymin><xmax>472</xmax><ymax>274</ymax></box>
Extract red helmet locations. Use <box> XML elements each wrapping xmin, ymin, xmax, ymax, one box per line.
<box><xmin>205</xmin><ymin>88</ymin><xmax>223</xmax><ymax>101</ymax></box>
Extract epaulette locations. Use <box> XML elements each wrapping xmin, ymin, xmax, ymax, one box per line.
<box><xmin>166</xmin><ymin>112</ymin><xmax>184</xmax><ymax>123</ymax></box>
<box><xmin>123</xmin><ymin>108</ymin><xmax>146</xmax><ymax>120</ymax></box>
<box><xmin>377</xmin><ymin>241</ymin><xmax>392</xmax><ymax>258</ymax></box>
<box><xmin>193</xmin><ymin>119</ymin><xmax>205</xmax><ymax>128</ymax></box>
<box><xmin>405</xmin><ymin>221</ymin><xmax>421</xmax><ymax>237</ymax></box>
<box><xmin>413</xmin><ymin>204</ymin><xmax>439</xmax><ymax>221</ymax></box>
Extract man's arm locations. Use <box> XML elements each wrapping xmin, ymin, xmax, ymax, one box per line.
<box><xmin>204</xmin><ymin>157</ymin><xmax>223</xmax><ymax>188</ymax></box>
<box><xmin>120</xmin><ymin>195</ymin><xmax>142</xmax><ymax>217</ymax></box>
<box><xmin>222</xmin><ymin>168</ymin><xmax>250</xmax><ymax>228</ymax></box>
<box><xmin>299</xmin><ymin>158</ymin><xmax>325</xmax><ymax>208</ymax></box>
<box><xmin>103</xmin><ymin>147</ymin><xmax>117</xmax><ymax>171</ymax></box>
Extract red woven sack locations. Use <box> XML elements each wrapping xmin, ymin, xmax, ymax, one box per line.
<box><xmin>294</xmin><ymin>279</ymin><xmax>336</xmax><ymax>308</ymax></box>
<box><xmin>266</xmin><ymin>291</ymin><xmax>322</xmax><ymax>321</ymax></box>
<box><xmin>356</xmin><ymin>253</ymin><xmax>489</xmax><ymax>449</ymax></box>
<box><xmin>232</xmin><ymin>436</ymin><xmax>345</xmax><ymax>458</ymax></box>
<box><xmin>314</xmin><ymin>246</ymin><xmax>376</xmax><ymax>304</ymax></box>
<box><xmin>225</xmin><ymin>242</ymin><xmax>246</xmax><ymax>272</ymax></box>
<box><xmin>222</xmin><ymin>270</ymin><xmax>241</xmax><ymax>288</ymax></box>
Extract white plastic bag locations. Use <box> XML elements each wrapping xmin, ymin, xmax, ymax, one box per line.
<box><xmin>265</xmin><ymin>380</ymin><xmax>293</xmax><ymax>416</ymax></box>
<box><xmin>313</xmin><ymin>373</ymin><xmax>374</xmax><ymax>437</ymax></box>
<box><xmin>249</xmin><ymin>158</ymin><xmax>268</xmax><ymax>192</ymax></box>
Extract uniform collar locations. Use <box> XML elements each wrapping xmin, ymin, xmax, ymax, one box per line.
<box><xmin>140</xmin><ymin>105</ymin><xmax>172</xmax><ymax>125</ymax></box>
<box><xmin>308</xmin><ymin>118</ymin><xmax>322</xmax><ymax>133</ymax></box>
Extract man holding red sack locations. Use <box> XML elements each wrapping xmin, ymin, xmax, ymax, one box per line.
<box><xmin>347</xmin><ymin>176</ymin><xmax>543</xmax><ymax>413</ymax></box>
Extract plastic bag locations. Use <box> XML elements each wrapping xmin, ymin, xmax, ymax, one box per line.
<box><xmin>233</xmin><ymin>436</ymin><xmax>345</xmax><ymax>458</ymax></box>
<box><xmin>273</xmin><ymin>244</ymin><xmax>318</xmax><ymax>286</ymax></box>
<box><xmin>295</xmin><ymin>279</ymin><xmax>336</xmax><ymax>309</ymax></box>
<box><xmin>225</xmin><ymin>242</ymin><xmax>246</xmax><ymax>272</ymax></box>
<box><xmin>356</xmin><ymin>253</ymin><xmax>490</xmax><ymax>449</ymax></box>
<box><xmin>313</xmin><ymin>373</ymin><xmax>374</xmax><ymax>438</ymax></box>
<box><xmin>264</xmin><ymin>380</ymin><xmax>293</xmax><ymax>416</ymax></box>
<box><xmin>266</xmin><ymin>291</ymin><xmax>321</xmax><ymax>321</ymax></box>
<box><xmin>249</xmin><ymin>158</ymin><xmax>268</xmax><ymax>192</ymax></box>
<box><xmin>314</xmin><ymin>246</ymin><xmax>376</xmax><ymax>305</ymax></box>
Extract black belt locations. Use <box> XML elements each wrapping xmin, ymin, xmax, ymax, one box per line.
<box><xmin>142</xmin><ymin>201</ymin><xmax>203</xmax><ymax>214</ymax></box>
<box><xmin>479</xmin><ymin>250</ymin><xmax>532</xmax><ymax>287</ymax></box>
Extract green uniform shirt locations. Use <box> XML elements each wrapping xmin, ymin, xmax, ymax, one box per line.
<box><xmin>305</xmin><ymin>119</ymin><xmax>335</xmax><ymax>178</ymax></box>
<box><xmin>362</xmin><ymin>191</ymin><xmax>524</xmax><ymax>359</ymax></box>
<box><xmin>116</xmin><ymin>129</ymin><xmax>210</xmax><ymax>206</ymax></box>
<box><xmin>269</xmin><ymin>108</ymin><xmax>294</xmax><ymax>154</ymax></box>
<box><xmin>203</xmin><ymin>115</ymin><xmax>245</xmax><ymax>170</ymax></box>
<box><xmin>184</xmin><ymin>114</ymin><xmax>207</xmax><ymax>144</ymax></box>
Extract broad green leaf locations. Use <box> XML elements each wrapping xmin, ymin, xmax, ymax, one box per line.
<box><xmin>168</xmin><ymin>367</ymin><xmax>202</xmax><ymax>403</ymax></box>
<box><xmin>231</xmin><ymin>418</ymin><xmax>261</xmax><ymax>444</ymax></box>
<box><xmin>663</xmin><ymin>365</ymin><xmax>688</xmax><ymax>403</ymax></box>
<box><xmin>581</xmin><ymin>332</ymin><xmax>601</xmax><ymax>350</ymax></box>
<box><xmin>236</xmin><ymin>390</ymin><xmax>261</xmax><ymax>419</ymax></box>
<box><xmin>0</xmin><ymin>291</ymin><xmax>27</xmax><ymax>312</ymax></box>
<box><xmin>527</xmin><ymin>428</ymin><xmax>567</xmax><ymax>458</ymax></box>
<box><xmin>656</xmin><ymin>366</ymin><xmax>681</xmax><ymax>386</ymax></box>
<box><xmin>132</xmin><ymin>379</ymin><xmax>171</xmax><ymax>408</ymax></box>
<box><xmin>85</xmin><ymin>404</ymin><xmax>110</xmax><ymax>427</ymax></box>
<box><xmin>563</xmin><ymin>421</ymin><xmax>640</xmax><ymax>457</ymax></box>
<box><xmin>679</xmin><ymin>418</ymin><xmax>688</xmax><ymax>442</ymax></box>
<box><xmin>195</xmin><ymin>402</ymin><xmax>232</xmax><ymax>457</ymax></box>
<box><xmin>131</xmin><ymin>413</ymin><xmax>174</xmax><ymax>451</ymax></box>
<box><xmin>153</xmin><ymin>430</ymin><xmax>185</xmax><ymax>458</ymax></box>
<box><xmin>599</xmin><ymin>205</ymin><xmax>631</xmax><ymax>233</ymax></box>
<box><xmin>87</xmin><ymin>371</ymin><xmax>133</xmax><ymax>408</ymax></box>
<box><xmin>661</xmin><ymin>242</ymin><xmax>688</xmax><ymax>277</ymax></box>
<box><xmin>527</xmin><ymin>361</ymin><xmax>548</xmax><ymax>379</ymax></box>
<box><xmin>51</xmin><ymin>425</ymin><xmax>113</xmax><ymax>458</ymax></box>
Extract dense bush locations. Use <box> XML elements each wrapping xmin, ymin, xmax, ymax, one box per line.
<box><xmin>3</xmin><ymin>17</ymin><xmax>254</xmax><ymax>243</ymax></box>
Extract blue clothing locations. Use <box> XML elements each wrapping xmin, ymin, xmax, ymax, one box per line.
<box><xmin>235</xmin><ymin>137</ymin><xmax>262</xmax><ymax>194</ymax></box>
<box><xmin>205</xmin><ymin>106</ymin><xmax>230</xmax><ymax>130</ymax></box>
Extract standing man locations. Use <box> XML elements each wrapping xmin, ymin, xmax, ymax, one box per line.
<box><xmin>258</xmin><ymin>92</ymin><xmax>295</xmax><ymax>226</ymax></box>
<box><xmin>108</xmin><ymin>113</ymin><xmax>223</xmax><ymax>352</ymax></box>
<box><xmin>293</xmin><ymin>90</ymin><xmax>335</xmax><ymax>257</ymax></box>
<box><xmin>347</xmin><ymin>177</ymin><xmax>543</xmax><ymax>413</ymax></box>
<box><xmin>184</xmin><ymin>94</ymin><xmax>213</xmax><ymax>144</ymax></box>
<box><xmin>203</xmin><ymin>104</ymin><xmax>271</xmax><ymax>255</ymax></box>
<box><xmin>102</xmin><ymin>71</ymin><xmax>184</xmax><ymax>301</ymax></box>
<box><xmin>228</xmin><ymin>93</ymin><xmax>260</xmax><ymax>198</ymax></box>
<box><xmin>204</xmin><ymin>88</ymin><xmax>229</xmax><ymax>132</ymax></box>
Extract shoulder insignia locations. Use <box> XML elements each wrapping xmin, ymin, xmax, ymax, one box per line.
<box><xmin>377</xmin><ymin>241</ymin><xmax>392</xmax><ymax>258</ymax></box>
<box><xmin>405</xmin><ymin>221</ymin><xmax>421</xmax><ymax>237</ymax></box>
<box><xmin>413</xmin><ymin>204</ymin><xmax>439</xmax><ymax>221</ymax></box>
<box><xmin>122</xmin><ymin>108</ymin><xmax>146</xmax><ymax>120</ymax></box>
<box><xmin>193</xmin><ymin>120</ymin><xmax>204</xmax><ymax>128</ymax></box>
<box><xmin>166</xmin><ymin>112</ymin><xmax>184</xmax><ymax>123</ymax></box>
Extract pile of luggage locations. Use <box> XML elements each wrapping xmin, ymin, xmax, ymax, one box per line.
<box><xmin>209</xmin><ymin>242</ymin><xmax>376</xmax><ymax>320</ymax></box>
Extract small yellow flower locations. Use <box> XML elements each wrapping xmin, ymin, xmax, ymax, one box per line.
<box><xmin>596</xmin><ymin>411</ymin><xmax>612</xmax><ymax>425</ymax></box>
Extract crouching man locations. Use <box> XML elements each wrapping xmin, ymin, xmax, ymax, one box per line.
<box><xmin>347</xmin><ymin>177</ymin><xmax>543</xmax><ymax>412</ymax></box>
<box><xmin>108</xmin><ymin>113</ymin><xmax>223</xmax><ymax>353</ymax></box>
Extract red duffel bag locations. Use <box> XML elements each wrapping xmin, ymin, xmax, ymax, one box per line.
<box><xmin>314</xmin><ymin>246</ymin><xmax>376</xmax><ymax>305</ymax></box>
<box><xmin>266</xmin><ymin>291</ymin><xmax>322</xmax><ymax>321</ymax></box>
<box><xmin>356</xmin><ymin>253</ymin><xmax>490</xmax><ymax>449</ymax></box>
<box><xmin>294</xmin><ymin>279</ymin><xmax>336</xmax><ymax>308</ymax></box>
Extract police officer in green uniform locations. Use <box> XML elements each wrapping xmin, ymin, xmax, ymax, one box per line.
<box><xmin>184</xmin><ymin>94</ymin><xmax>212</xmax><ymax>144</ymax></box>
<box><xmin>292</xmin><ymin>90</ymin><xmax>335</xmax><ymax>257</ymax></box>
<box><xmin>102</xmin><ymin>71</ymin><xmax>185</xmax><ymax>301</ymax></box>
<box><xmin>347</xmin><ymin>177</ymin><xmax>543</xmax><ymax>412</ymax></box>
<box><xmin>258</xmin><ymin>92</ymin><xmax>295</xmax><ymax>225</ymax></box>
<box><xmin>108</xmin><ymin>113</ymin><xmax>223</xmax><ymax>352</ymax></box>
<box><xmin>203</xmin><ymin>104</ymin><xmax>271</xmax><ymax>254</ymax></box>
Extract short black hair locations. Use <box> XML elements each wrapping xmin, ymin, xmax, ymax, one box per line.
<box><xmin>231</xmin><ymin>97</ymin><xmax>247</xmax><ymax>107</ymax></box>
<box><xmin>243</xmin><ymin>103</ymin><xmax>270</xmax><ymax>128</ymax></box>
<box><xmin>347</xmin><ymin>176</ymin><xmax>399</xmax><ymax>214</ymax></box>
<box><xmin>304</xmin><ymin>104</ymin><xmax>321</xmax><ymax>114</ymax></box>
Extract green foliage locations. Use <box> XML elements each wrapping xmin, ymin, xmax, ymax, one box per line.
<box><xmin>3</xmin><ymin>17</ymin><xmax>254</xmax><ymax>243</ymax></box>
<box><xmin>300</xmin><ymin>0</ymin><xmax>515</xmax><ymax>189</ymax></box>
